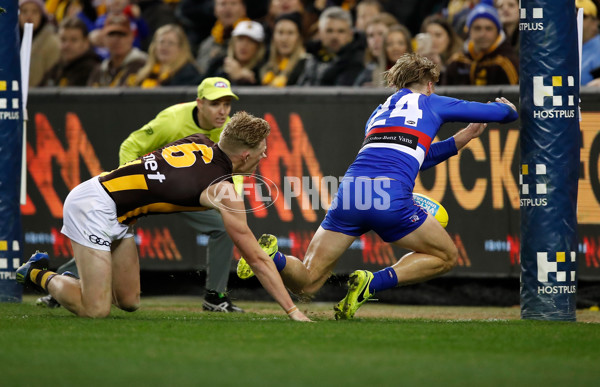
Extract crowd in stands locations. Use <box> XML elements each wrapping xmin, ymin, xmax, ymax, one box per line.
<box><xmin>18</xmin><ymin>0</ymin><xmax>600</xmax><ymax>89</ymax></box>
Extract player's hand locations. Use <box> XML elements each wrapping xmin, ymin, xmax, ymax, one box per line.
<box><xmin>453</xmin><ymin>122</ymin><xmax>488</xmax><ymax>150</ymax></box>
<box><xmin>464</xmin><ymin>122</ymin><xmax>487</xmax><ymax>139</ymax></box>
<box><xmin>495</xmin><ymin>97</ymin><xmax>517</xmax><ymax>112</ymax></box>
<box><xmin>288</xmin><ymin>308</ymin><xmax>313</xmax><ymax>322</ymax></box>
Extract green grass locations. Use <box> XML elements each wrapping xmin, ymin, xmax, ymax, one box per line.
<box><xmin>1</xmin><ymin>297</ymin><xmax>599</xmax><ymax>387</ymax></box>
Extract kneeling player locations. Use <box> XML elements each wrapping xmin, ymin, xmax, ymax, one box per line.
<box><xmin>17</xmin><ymin>112</ymin><xmax>310</xmax><ymax>321</ymax></box>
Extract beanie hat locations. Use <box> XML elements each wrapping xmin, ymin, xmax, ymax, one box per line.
<box><xmin>466</xmin><ymin>2</ymin><xmax>502</xmax><ymax>32</ymax></box>
<box><xmin>274</xmin><ymin>12</ymin><xmax>303</xmax><ymax>35</ymax></box>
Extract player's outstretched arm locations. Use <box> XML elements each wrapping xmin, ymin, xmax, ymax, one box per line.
<box><xmin>452</xmin><ymin>98</ymin><xmax>516</xmax><ymax>150</ymax></box>
<box><xmin>435</xmin><ymin>95</ymin><xmax>519</xmax><ymax>124</ymax></box>
<box><xmin>201</xmin><ymin>182</ymin><xmax>312</xmax><ymax>322</ymax></box>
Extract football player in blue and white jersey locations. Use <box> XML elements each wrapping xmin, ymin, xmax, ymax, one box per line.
<box><xmin>237</xmin><ymin>53</ymin><xmax>518</xmax><ymax>319</ymax></box>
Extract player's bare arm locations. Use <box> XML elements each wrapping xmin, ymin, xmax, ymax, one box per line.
<box><xmin>201</xmin><ymin>181</ymin><xmax>311</xmax><ymax>322</ymax></box>
<box><xmin>453</xmin><ymin>123</ymin><xmax>488</xmax><ymax>150</ymax></box>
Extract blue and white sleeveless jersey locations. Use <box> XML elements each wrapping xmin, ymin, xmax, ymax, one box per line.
<box><xmin>345</xmin><ymin>88</ymin><xmax>518</xmax><ymax>188</ymax></box>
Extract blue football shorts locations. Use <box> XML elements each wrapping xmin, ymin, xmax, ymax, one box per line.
<box><xmin>320</xmin><ymin>177</ymin><xmax>428</xmax><ymax>242</ymax></box>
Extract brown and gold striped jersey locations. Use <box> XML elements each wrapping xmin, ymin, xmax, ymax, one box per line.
<box><xmin>98</xmin><ymin>134</ymin><xmax>233</xmax><ymax>224</ymax></box>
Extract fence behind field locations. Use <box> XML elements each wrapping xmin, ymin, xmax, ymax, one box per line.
<box><xmin>22</xmin><ymin>86</ymin><xmax>600</xmax><ymax>279</ymax></box>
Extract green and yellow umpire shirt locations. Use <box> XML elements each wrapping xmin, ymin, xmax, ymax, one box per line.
<box><xmin>118</xmin><ymin>101</ymin><xmax>231</xmax><ymax>165</ymax></box>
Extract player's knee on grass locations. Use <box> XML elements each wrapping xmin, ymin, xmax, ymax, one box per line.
<box><xmin>114</xmin><ymin>293</ymin><xmax>140</xmax><ymax>313</ymax></box>
<box><xmin>119</xmin><ymin>303</ymin><xmax>140</xmax><ymax>313</ymax></box>
<box><xmin>81</xmin><ymin>303</ymin><xmax>112</xmax><ymax>318</ymax></box>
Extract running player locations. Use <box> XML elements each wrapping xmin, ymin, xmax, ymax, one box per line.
<box><xmin>17</xmin><ymin>111</ymin><xmax>311</xmax><ymax>322</ymax></box>
<box><xmin>236</xmin><ymin>53</ymin><xmax>518</xmax><ymax>319</ymax></box>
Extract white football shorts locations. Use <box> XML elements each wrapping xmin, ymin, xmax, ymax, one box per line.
<box><xmin>61</xmin><ymin>176</ymin><xmax>134</xmax><ymax>251</ymax></box>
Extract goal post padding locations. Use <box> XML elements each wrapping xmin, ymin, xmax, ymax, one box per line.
<box><xmin>0</xmin><ymin>0</ymin><xmax>24</xmax><ymax>302</ymax></box>
<box><xmin>519</xmin><ymin>0</ymin><xmax>580</xmax><ymax>321</ymax></box>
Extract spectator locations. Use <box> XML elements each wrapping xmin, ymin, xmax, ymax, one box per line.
<box><xmin>45</xmin><ymin>0</ymin><xmax>98</xmax><ymax>31</ymax></box>
<box><xmin>260</xmin><ymin>12</ymin><xmax>307</xmax><ymax>87</ymax></box>
<box><xmin>89</xmin><ymin>0</ymin><xmax>150</xmax><ymax>58</ymax></box>
<box><xmin>381</xmin><ymin>0</ymin><xmax>446</xmax><ymax>37</ymax></box>
<box><xmin>206</xmin><ymin>21</ymin><xmax>267</xmax><ymax>86</ymax></box>
<box><xmin>445</xmin><ymin>0</ymin><xmax>478</xmax><ymax>39</ymax></box>
<box><xmin>134</xmin><ymin>24</ymin><xmax>202</xmax><ymax>87</ymax></box>
<box><xmin>297</xmin><ymin>6</ymin><xmax>366</xmax><ymax>86</ymax></box>
<box><xmin>261</xmin><ymin>0</ymin><xmax>319</xmax><ymax>42</ymax></box>
<box><xmin>354</xmin><ymin>12</ymin><xmax>399</xmax><ymax>86</ymax></box>
<box><xmin>176</xmin><ymin>0</ymin><xmax>216</xmax><ymax>52</ymax></box>
<box><xmin>196</xmin><ymin>0</ymin><xmax>250</xmax><ymax>75</ymax></box>
<box><xmin>19</xmin><ymin>0</ymin><xmax>60</xmax><ymax>88</ymax></box>
<box><xmin>578</xmin><ymin>0</ymin><xmax>600</xmax><ymax>86</ymax></box>
<box><xmin>136</xmin><ymin>0</ymin><xmax>178</xmax><ymax>50</ymax></box>
<box><xmin>88</xmin><ymin>13</ymin><xmax>148</xmax><ymax>87</ymax></box>
<box><xmin>420</xmin><ymin>15</ymin><xmax>463</xmax><ymax>73</ymax></box>
<box><xmin>41</xmin><ymin>16</ymin><xmax>101</xmax><ymax>87</ymax></box>
<box><xmin>354</xmin><ymin>0</ymin><xmax>383</xmax><ymax>32</ymax></box>
<box><xmin>443</xmin><ymin>0</ymin><xmax>518</xmax><ymax>85</ymax></box>
<box><xmin>495</xmin><ymin>0</ymin><xmax>519</xmax><ymax>57</ymax></box>
<box><xmin>369</xmin><ymin>24</ymin><xmax>413</xmax><ymax>87</ymax></box>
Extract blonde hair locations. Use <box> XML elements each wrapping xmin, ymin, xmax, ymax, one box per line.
<box><xmin>135</xmin><ymin>24</ymin><xmax>196</xmax><ymax>85</ymax></box>
<box><xmin>384</xmin><ymin>52</ymin><xmax>440</xmax><ymax>89</ymax></box>
<box><xmin>364</xmin><ymin>13</ymin><xmax>400</xmax><ymax>64</ymax></box>
<box><xmin>372</xmin><ymin>24</ymin><xmax>413</xmax><ymax>87</ymax></box>
<box><xmin>220</xmin><ymin>111</ymin><xmax>270</xmax><ymax>150</ymax></box>
<box><xmin>259</xmin><ymin>19</ymin><xmax>306</xmax><ymax>83</ymax></box>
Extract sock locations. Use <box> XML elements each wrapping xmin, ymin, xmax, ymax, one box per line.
<box><xmin>206</xmin><ymin>289</ymin><xmax>225</xmax><ymax>298</ymax></box>
<box><xmin>368</xmin><ymin>267</ymin><xmax>398</xmax><ymax>294</ymax></box>
<box><xmin>273</xmin><ymin>251</ymin><xmax>287</xmax><ymax>272</ymax></box>
<box><xmin>30</xmin><ymin>269</ymin><xmax>58</xmax><ymax>291</ymax></box>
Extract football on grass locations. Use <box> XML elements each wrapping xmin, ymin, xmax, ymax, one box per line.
<box><xmin>412</xmin><ymin>193</ymin><xmax>449</xmax><ymax>228</ymax></box>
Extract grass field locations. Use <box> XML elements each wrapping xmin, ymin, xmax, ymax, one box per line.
<box><xmin>1</xmin><ymin>296</ymin><xmax>599</xmax><ymax>387</ymax></box>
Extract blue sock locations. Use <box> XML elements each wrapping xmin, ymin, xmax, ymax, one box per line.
<box><xmin>273</xmin><ymin>251</ymin><xmax>287</xmax><ymax>272</ymax></box>
<box><xmin>369</xmin><ymin>267</ymin><xmax>398</xmax><ymax>294</ymax></box>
